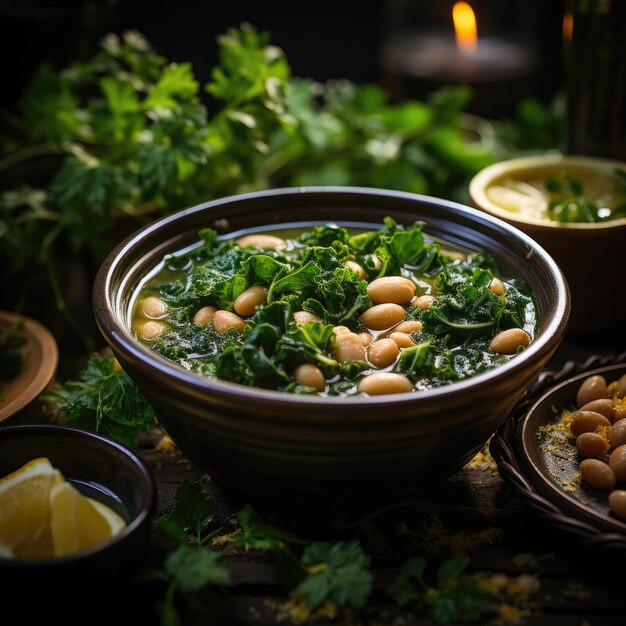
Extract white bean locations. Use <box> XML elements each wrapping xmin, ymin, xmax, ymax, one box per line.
<box><xmin>236</xmin><ymin>234</ymin><xmax>286</xmax><ymax>250</ymax></box>
<box><xmin>213</xmin><ymin>310</ymin><xmax>246</xmax><ymax>334</ymax></box>
<box><xmin>411</xmin><ymin>295</ymin><xmax>434</xmax><ymax>310</ymax></box>
<box><xmin>334</xmin><ymin>331</ymin><xmax>366</xmax><ymax>363</ymax></box>
<box><xmin>140</xmin><ymin>296</ymin><xmax>168</xmax><ymax>319</ymax></box>
<box><xmin>360</xmin><ymin>303</ymin><xmax>406</xmax><ymax>331</ymax></box>
<box><xmin>294</xmin><ymin>311</ymin><xmax>322</xmax><ymax>324</ymax></box>
<box><xmin>294</xmin><ymin>363</ymin><xmax>326</xmax><ymax>391</ymax></box>
<box><xmin>234</xmin><ymin>285</ymin><xmax>268</xmax><ymax>317</ymax></box>
<box><xmin>358</xmin><ymin>372</ymin><xmax>412</xmax><ymax>395</ymax></box>
<box><xmin>367</xmin><ymin>276</ymin><xmax>416</xmax><ymax>305</ymax></box>
<box><xmin>345</xmin><ymin>261</ymin><xmax>366</xmax><ymax>280</ymax></box>
<box><xmin>193</xmin><ymin>306</ymin><xmax>217</xmax><ymax>325</ymax></box>
<box><xmin>389</xmin><ymin>332</ymin><xmax>415</xmax><ymax>348</ymax></box>
<box><xmin>138</xmin><ymin>320</ymin><xmax>166</xmax><ymax>341</ymax></box>
<box><xmin>489</xmin><ymin>328</ymin><xmax>531</xmax><ymax>354</ymax></box>
<box><xmin>367</xmin><ymin>339</ymin><xmax>400</xmax><ymax>369</ymax></box>
<box><xmin>489</xmin><ymin>277</ymin><xmax>506</xmax><ymax>296</ymax></box>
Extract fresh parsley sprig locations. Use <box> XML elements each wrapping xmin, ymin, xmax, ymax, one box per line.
<box><xmin>44</xmin><ymin>353</ymin><xmax>157</xmax><ymax>449</ymax></box>
<box><xmin>389</xmin><ymin>555</ymin><xmax>497</xmax><ymax>624</ymax></box>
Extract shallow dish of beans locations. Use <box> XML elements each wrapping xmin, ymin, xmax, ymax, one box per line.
<box><xmin>491</xmin><ymin>357</ymin><xmax>626</xmax><ymax>550</ymax></box>
<box><xmin>93</xmin><ymin>186</ymin><xmax>569</xmax><ymax>505</ymax></box>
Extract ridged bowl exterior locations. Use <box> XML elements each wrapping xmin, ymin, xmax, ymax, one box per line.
<box><xmin>93</xmin><ymin>187</ymin><xmax>570</xmax><ymax>506</ymax></box>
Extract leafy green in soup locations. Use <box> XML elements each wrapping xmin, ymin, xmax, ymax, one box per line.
<box><xmin>131</xmin><ymin>218</ymin><xmax>537</xmax><ymax>396</ymax></box>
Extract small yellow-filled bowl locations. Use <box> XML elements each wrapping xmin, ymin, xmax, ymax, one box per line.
<box><xmin>469</xmin><ymin>154</ymin><xmax>626</xmax><ymax>335</ymax></box>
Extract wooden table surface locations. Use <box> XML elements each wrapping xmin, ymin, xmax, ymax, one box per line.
<box><xmin>27</xmin><ymin>332</ymin><xmax>626</xmax><ymax>625</ymax></box>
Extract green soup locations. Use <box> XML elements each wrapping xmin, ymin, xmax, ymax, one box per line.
<box><xmin>131</xmin><ymin>218</ymin><xmax>537</xmax><ymax>396</ymax></box>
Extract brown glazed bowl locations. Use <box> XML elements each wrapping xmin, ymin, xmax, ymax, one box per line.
<box><xmin>469</xmin><ymin>154</ymin><xmax>626</xmax><ymax>335</ymax></box>
<box><xmin>93</xmin><ymin>187</ymin><xmax>570</xmax><ymax>507</ymax></box>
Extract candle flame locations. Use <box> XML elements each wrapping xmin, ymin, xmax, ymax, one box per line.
<box><xmin>562</xmin><ymin>11</ymin><xmax>573</xmax><ymax>42</ymax></box>
<box><xmin>452</xmin><ymin>2</ymin><xmax>478</xmax><ymax>55</ymax></box>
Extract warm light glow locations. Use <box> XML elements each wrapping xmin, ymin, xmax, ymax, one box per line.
<box><xmin>562</xmin><ymin>11</ymin><xmax>574</xmax><ymax>42</ymax></box>
<box><xmin>452</xmin><ymin>2</ymin><xmax>478</xmax><ymax>55</ymax></box>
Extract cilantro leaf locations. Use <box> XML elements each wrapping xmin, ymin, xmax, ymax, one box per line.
<box><xmin>164</xmin><ymin>544</ymin><xmax>231</xmax><ymax>592</ymax></box>
<box><xmin>296</xmin><ymin>540</ymin><xmax>373</xmax><ymax>609</ymax></box>
<box><xmin>158</xmin><ymin>480</ymin><xmax>219</xmax><ymax>543</ymax></box>
<box><xmin>226</xmin><ymin>504</ymin><xmax>303</xmax><ymax>554</ymax></box>
<box><xmin>389</xmin><ymin>555</ymin><xmax>497</xmax><ymax>625</ymax></box>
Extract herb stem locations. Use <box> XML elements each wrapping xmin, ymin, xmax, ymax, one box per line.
<box><xmin>0</xmin><ymin>143</ymin><xmax>65</xmax><ymax>174</ymax></box>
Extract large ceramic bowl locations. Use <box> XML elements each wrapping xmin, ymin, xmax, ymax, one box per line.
<box><xmin>93</xmin><ymin>187</ymin><xmax>570</xmax><ymax>506</ymax></box>
<box><xmin>469</xmin><ymin>154</ymin><xmax>626</xmax><ymax>335</ymax></box>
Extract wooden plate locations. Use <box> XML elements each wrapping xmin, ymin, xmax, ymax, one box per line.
<box><xmin>491</xmin><ymin>352</ymin><xmax>626</xmax><ymax>553</ymax></box>
<box><xmin>0</xmin><ymin>311</ymin><xmax>58</xmax><ymax>423</ymax></box>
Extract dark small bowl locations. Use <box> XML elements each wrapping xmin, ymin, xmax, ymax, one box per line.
<box><xmin>0</xmin><ymin>424</ymin><xmax>156</xmax><ymax>588</ymax></box>
<box><xmin>93</xmin><ymin>186</ymin><xmax>570</xmax><ymax>507</ymax></box>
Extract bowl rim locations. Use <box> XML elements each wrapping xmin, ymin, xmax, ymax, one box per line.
<box><xmin>0</xmin><ymin>423</ymin><xmax>156</xmax><ymax>566</ymax></box>
<box><xmin>93</xmin><ymin>185</ymin><xmax>570</xmax><ymax>409</ymax></box>
<box><xmin>0</xmin><ymin>311</ymin><xmax>59</xmax><ymax>423</ymax></box>
<box><xmin>468</xmin><ymin>154</ymin><xmax>626</xmax><ymax>230</ymax></box>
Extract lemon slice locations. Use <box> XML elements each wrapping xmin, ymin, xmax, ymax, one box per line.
<box><xmin>0</xmin><ymin>457</ymin><xmax>61</xmax><ymax>559</ymax></box>
<box><xmin>486</xmin><ymin>181</ymin><xmax>548</xmax><ymax>219</ymax></box>
<box><xmin>0</xmin><ymin>457</ymin><xmax>127</xmax><ymax>559</ymax></box>
<box><xmin>90</xmin><ymin>498</ymin><xmax>127</xmax><ymax>536</ymax></box>
<box><xmin>49</xmin><ymin>481</ymin><xmax>122</xmax><ymax>557</ymax></box>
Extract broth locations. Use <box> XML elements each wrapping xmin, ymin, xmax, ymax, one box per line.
<box><xmin>131</xmin><ymin>219</ymin><xmax>537</xmax><ymax>396</ymax></box>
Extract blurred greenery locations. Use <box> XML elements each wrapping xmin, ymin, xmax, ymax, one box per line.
<box><xmin>0</xmin><ymin>23</ymin><xmax>565</xmax><ymax>347</ymax></box>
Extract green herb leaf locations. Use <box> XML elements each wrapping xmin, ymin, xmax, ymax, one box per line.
<box><xmin>164</xmin><ymin>544</ymin><xmax>231</xmax><ymax>592</ymax></box>
<box><xmin>44</xmin><ymin>353</ymin><xmax>156</xmax><ymax>448</ymax></box>
<box><xmin>296</xmin><ymin>540</ymin><xmax>373</xmax><ymax>609</ymax></box>
<box><xmin>158</xmin><ymin>480</ymin><xmax>219</xmax><ymax>543</ymax></box>
<box><xmin>227</xmin><ymin>504</ymin><xmax>302</xmax><ymax>554</ymax></box>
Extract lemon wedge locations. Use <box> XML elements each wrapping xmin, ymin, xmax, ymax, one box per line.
<box><xmin>0</xmin><ymin>458</ymin><xmax>61</xmax><ymax>559</ymax></box>
<box><xmin>0</xmin><ymin>458</ymin><xmax>126</xmax><ymax>559</ymax></box>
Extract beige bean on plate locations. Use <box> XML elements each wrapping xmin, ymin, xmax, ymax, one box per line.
<box><xmin>358</xmin><ymin>372</ymin><xmax>412</xmax><ymax>395</ymax></box>
<box><xmin>294</xmin><ymin>363</ymin><xmax>326</xmax><ymax>391</ymax></box>
<box><xmin>576</xmin><ymin>432</ymin><xmax>608</xmax><ymax>459</ymax></box>
<box><xmin>608</xmin><ymin>445</ymin><xmax>626</xmax><ymax>482</ymax></box>
<box><xmin>609</xmin><ymin>419</ymin><xmax>626</xmax><ymax>449</ymax></box>
<box><xmin>213</xmin><ymin>310</ymin><xmax>245</xmax><ymax>334</ymax></box>
<box><xmin>579</xmin><ymin>458</ymin><xmax>616</xmax><ymax>489</ymax></box>
<box><xmin>579</xmin><ymin>398</ymin><xmax>615</xmax><ymax>422</ymax></box>
<box><xmin>367</xmin><ymin>338</ymin><xmax>400</xmax><ymax>369</ymax></box>
<box><xmin>193</xmin><ymin>306</ymin><xmax>217</xmax><ymax>325</ymax></box>
<box><xmin>234</xmin><ymin>285</ymin><xmax>268</xmax><ymax>317</ymax></box>
<box><xmin>577</xmin><ymin>375</ymin><xmax>607</xmax><ymax>408</ymax></box>
<box><xmin>360</xmin><ymin>303</ymin><xmax>405</xmax><ymax>331</ymax></box>
<box><xmin>569</xmin><ymin>410</ymin><xmax>611</xmax><ymax>437</ymax></box>
<box><xmin>367</xmin><ymin>276</ymin><xmax>416</xmax><ymax>305</ymax></box>
<box><xmin>608</xmin><ymin>490</ymin><xmax>626</xmax><ymax>520</ymax></box>
<box><xmin>141</xmin><ymin>296</ymin><xmax>168</xmax><ymax>319</ymax></box>
<box><xmin>489</xmin><ymin>328</ymin><xmax>531</xmax><ymax>355</ymax></box>
<box><xmin>616</xmin><ymin>373</ymin><xmax>626</xmax><ymax>399</ymax></box>
<box><xmin>236</xmin><ymin>234</ymin><xmax>286</xmax><ymax>250</ymax></box>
